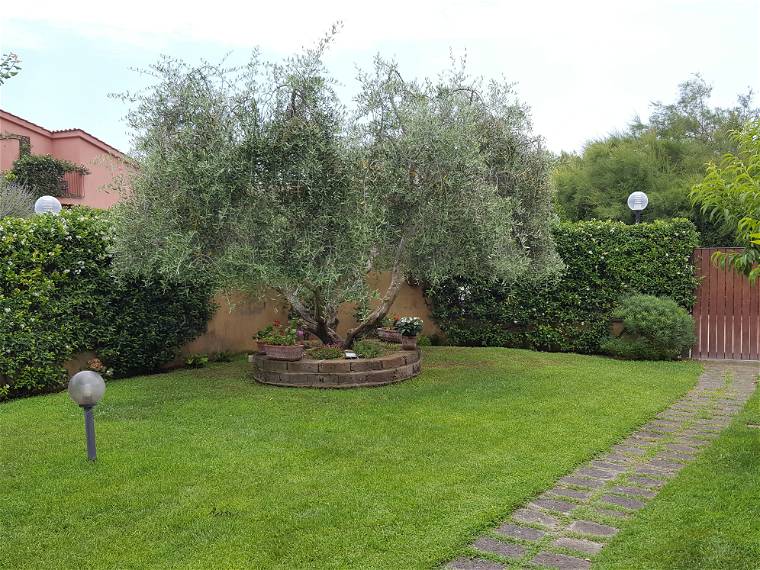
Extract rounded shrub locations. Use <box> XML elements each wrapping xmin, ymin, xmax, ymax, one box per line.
<box><xmin>602</xmin><ymin>294</ymin><xmax>695</xmax><ymax>360</ymax></box>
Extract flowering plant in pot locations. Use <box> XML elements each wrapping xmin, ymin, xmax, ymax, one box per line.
<box><xmin>260</xmin><ymin>320</ymin><xmax>304</xmax><ymax>361</ymax></box>
<box><xmin>376</xmin><ymin>314</ymin><xmax>402</xmax><ymax>343</ymax></box>
<box><xmin>395</xmin><ymin>316</ymin><xmax>423</xmax><ymax>350</ymax></box>
<box><xmin>254</xmin><ymin>324</ymin><xmax>274</xmax><ymax>353</ymax></box>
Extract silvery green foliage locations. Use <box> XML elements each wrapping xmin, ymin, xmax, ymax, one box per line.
<box><xmin>354</xmin><ymin>56</ymin><xmax>561</xmax><ymax>288</ymax></box>
<box><xmin>0</xmin><ymin>180</ymin><xmax>34</xmax><ymax>219</ymax></box>
<box><xmin>111</xmin><ymin>33</ymin><xmax>560</xmax><ymax>346</ymax></box>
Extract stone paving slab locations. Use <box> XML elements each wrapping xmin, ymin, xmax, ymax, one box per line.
<box><xmin>530</xmin><ymin>498</ymin><xmax>577</xmax><ymax>514</ymax></box>
<box><xmin>448</xmin><ymin>557</ymin><xmax>505</xmax><ymax>569</ymax></box>
<box><xmin>594</xmin><ymin>507</ymin><xmax>631</xmax><ymax>520</ymax></box>
<box><xmin>495</xmin><ymin>523</ymin><xmax>545</xmax><ymax>542</ymax></box>
<box><xmin>600</xmin><ymin>494</ymin><xmax>646</xmax><ymax>510</ymax></box>
<box><xmin>532</xmin><ymin>551</ymin><xmax>591</xmax><ymax>569</ymax></box>
<box><xmin>472</xmin><ymin>537</ymin><xmax>524</xmax><ymax>559</ymax></box>
<box><xmin>609</xmin><ymin>486</ymin><xmax>657</xmax><ymax>499</ymax></box>
<box><xmin>627</xmin><ymin>475</ymin><xmax>665</xmax><ymax>488</ymax></box>
<box><xmin>568</xmin><ymin>520</ymin><xmax>619</xmax><ymax>537</ymax></box>
<box><xmin>549</xmin><ymin>487</ymin><xmax>592</xmax><ymax>501</ymax></box>
<box><xmin>558</xmin><ymin>476</ymin><xmax>606</xmax><ymax>489</ymax></box>
<box><xmin>552</xmin><ymin>536</ymin><xmax>604</xmax><ymax>555</ymax></box>
<box><xmin>512</xmin><ymin>508</ymin><xmax>561</xmax><ymax>529</ymax></box>
<box><xmin>443</xmin><ymin>361</ymin><xmax>757</xmax><ymax>569</ymax></box>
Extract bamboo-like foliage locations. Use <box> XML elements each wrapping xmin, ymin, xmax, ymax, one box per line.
<box><xmin>111</xmin><ymin>32</ymin><xmax>560</xmax><ymax>346</ymax></box>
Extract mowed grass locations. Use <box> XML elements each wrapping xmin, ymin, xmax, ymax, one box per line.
<box><xmin>596</xmin><ymin>384</ymin><xmax>760</xmax><ymax>570</ymax></box>
<box><xmin>0</xmin><ymin>347</ymin><xmax>700</xmax><ymax>569</ymax></box>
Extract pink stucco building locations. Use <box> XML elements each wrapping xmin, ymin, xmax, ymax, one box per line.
<box><xmin>0</xmin><ymin>109</ymin><xmax>132</xmax><ymax>209</ymax></box>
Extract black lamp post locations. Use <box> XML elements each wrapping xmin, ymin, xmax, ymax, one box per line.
<box><xmin>68</xmin><ymin>371</ymin><xmax>106</xmax><ymax>461</ymax></box>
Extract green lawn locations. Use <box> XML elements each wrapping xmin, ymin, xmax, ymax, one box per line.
<box><xmin>595</xmin><ymin>386</ymin><xmax>760</xmax><ymax>570</ymax></box>
<box><xmin>0</xmin><ymin>347</ymin><xmax>700</xmax><ymax>569</ymax></box>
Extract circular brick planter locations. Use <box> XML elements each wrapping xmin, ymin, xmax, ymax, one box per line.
<box><xmin>252</xmin><ymin>350</ymin><xmax>422</xmax><ymax>389</ymax></box>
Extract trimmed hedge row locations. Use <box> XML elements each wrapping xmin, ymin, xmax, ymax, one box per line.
<box><xmin>426</xmin><ymin>219</ymin><xmax>699</xmax><ymax>354</ymax></box>
<box><xmin>0</xmin><ymin>208</ymin><xmax>213</xmax><ymax>400</ymax></box>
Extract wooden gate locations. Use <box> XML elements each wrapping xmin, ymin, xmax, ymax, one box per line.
<box><xmin>692</xmin><ymin>247</ymin><xmax>760</xmax><ymax>360</ymax></box>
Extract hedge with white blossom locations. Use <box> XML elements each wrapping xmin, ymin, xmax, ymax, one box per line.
<box><xmin>0</xmin><ymin>208</ymin><xmax>213</xmax><ymax>400</ymax></box>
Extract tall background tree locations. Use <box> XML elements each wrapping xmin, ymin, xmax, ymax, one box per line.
<box><xmin>111</xmin><ymin>36</ymin><xmax>560</xmax><ymax>346</ymax></box>
<box><xmin>554</xmin><ymin>75</ymin><xmax>758</xmax><ymax>245</ymax></box>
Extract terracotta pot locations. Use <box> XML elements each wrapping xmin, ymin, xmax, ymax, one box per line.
<box><xmin>610</xmin><ymin>318</ymin><xmax>625</xmax><ymax>338</ymax></box>
<box><xmin>377</xmin><ymin>327</ymin><xmax>402</xmax><ymax>343</ymax></box>
<box><xmin>401</xmin><ymin>335</ymin><xmax>417</xmax><ymax>350</ymax></box>
<box><xmin>264</xmin><ymin>344</ymin><xmax>305</xmax><ymax>361</ymax></box>
<box><xmin>256</xmin><ymin>341</ymin><xmax>267</xmax><ymax>354</ymax></box>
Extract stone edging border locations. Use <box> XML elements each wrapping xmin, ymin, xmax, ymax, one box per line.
<box><xmin>252</xmin><ymin>349</ymin><xmax>421</xmax><ymax>389</ymax></box>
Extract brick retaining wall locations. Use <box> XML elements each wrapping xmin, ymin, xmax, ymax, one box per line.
<box><xmin>252</xmin><ymin>350</ymin><xmax>421</xmax><ymax>388</ymax></box>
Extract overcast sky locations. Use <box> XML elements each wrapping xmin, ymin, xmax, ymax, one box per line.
<box><xmin>1</xmin><ymin>0</ymin><xmax>758</xmax><ymax>155</ymax></box>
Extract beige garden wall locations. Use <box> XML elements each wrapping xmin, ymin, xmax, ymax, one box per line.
<box><xmin>179</xmin><ymin>273</ymin><xmax>441</xmax><ymax>356</ymax></box>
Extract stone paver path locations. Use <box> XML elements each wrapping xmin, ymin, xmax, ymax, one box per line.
<box><xmin>447</xmin><ymin>362</ymin><xmax>758</xmax><ymax>570</ymax></box>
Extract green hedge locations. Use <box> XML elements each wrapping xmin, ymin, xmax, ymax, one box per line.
<box><xmin>0</xmin><ymin>208</ymin><xmax>213</xmax><ymax>400</ymax></box>
<box><xmin>426</xmin><ymin>219</ymin><xmax>699</xmax><ymax>354</ymax></box>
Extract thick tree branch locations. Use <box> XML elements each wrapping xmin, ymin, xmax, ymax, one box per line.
<box><xmin>343</xmin><ymin>237</ymin><xmax>407</xmax><ymax>347</ymax></box>
<box><xmin>281</xmin><ymin>287</ymin><xmax>342</xmax><ymax>346</ymax></box>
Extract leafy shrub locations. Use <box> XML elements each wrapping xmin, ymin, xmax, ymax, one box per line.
<box><xmin>353</xmin><ymin>339</ymin><xmax>386</xmax><ymax>359</ymax></box>
<box><xmin>0</xmin><ymin>208</ymin><xmax>213</xmax><ymax>400</ymax></box>
<box><xmin>416</xmin><ymin>335</ymin><xmax>432</xmax><ymax>347</ymax></box>
<box><xmin>210</xmin><ymin>351</ymin><xmax>235</xmax><ymax>363</ymax></box>
<box><xmin>184</xmin><ymin>354</ymin><xmax>209</xmax><ymax>368</ymax></box>
<box><xmin>9</xmin><ymin>154</ymin><xmax>89</xmax><ymax>198</ymax></box>
<box><xmin>427</xmin><ymin>219</ymin><xmax>699</xmax><ymax>354</ymax></box>
<box><xmin>601</xmin><ymin>295</ymin><xmax>695</xmax><ymax>360</ymax></box>
<box><xmin>307</xmin><ymin>345</ymin><xmax>344</xmax><ymax>360</ymax></box>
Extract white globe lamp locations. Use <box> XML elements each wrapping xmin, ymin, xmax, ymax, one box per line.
<box><xmin>34</xmin><ymin>195</ymin><xmax>62</xmax><ymax>215</ymax></box>
<box><xmin>627</xmin><ymin>191</ymin><xmax>648</xmax><ymax>224</ymax></box>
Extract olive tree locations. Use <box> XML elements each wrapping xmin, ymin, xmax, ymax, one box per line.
<box><xmin>112</xmin><ymin>37</ymin><xmax>560</xmax><ymax>346</ymax></box>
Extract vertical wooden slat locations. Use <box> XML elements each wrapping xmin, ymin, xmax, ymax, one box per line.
<box><xmin>699</xmin><ymin>248</ymin><xmax>711</xmax><ymax>358</ymax></box>
<box><xmin>709</xmin><ymin>248</ymin><xmax>720</xmax><ymax>359</ymax></box>
<box><xmin>725</xmin><ymin>257</ymin><xmax>735</xmax><ymax>358</ymax></box>
<box><xmin>732</xmin><ymin>253</ymin><xmax>744</xmax><ymax>359</ymax></box>
<box><xmin>691</xmin><ymin>249</ymin><xmax>703</xmax><ymax>359</ymax></box>
<box><xmin>717</xmin><ymin>249</ymin><xmax>727</xmax><ymax>358</ymax></box>
<box><xmin>750</xmin><ymin>274</ymin><xmax>759</xmax><ymax>360</ymax></box>
<box><xmin>741</xmin><ymin>261</ymin><xmax>751</xmax><ymax>360</ymax></box>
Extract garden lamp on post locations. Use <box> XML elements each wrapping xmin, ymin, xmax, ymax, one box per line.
<box><xmin>68</xmin><ymin>371</ymin><xmax>106</xmax><ymax>461</ymax></box>
<box><xmin>33</xmin><ymin>195</ymin><xmax>62</xmax><ymax>215</ymax></box>
<box><xmin>627</xmin><ymin>191</ymin><xmax>648</xmax><ymax>224</ymax></box>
